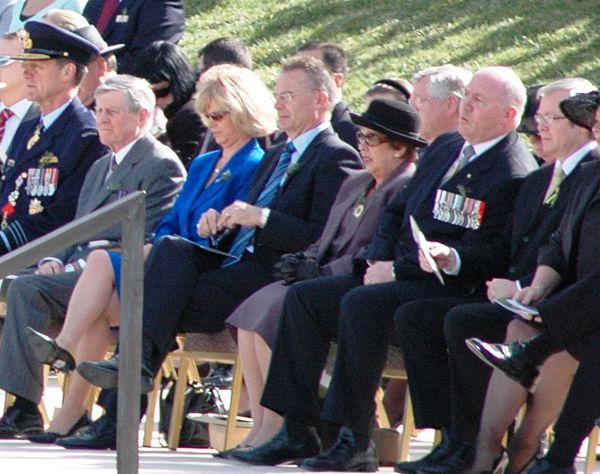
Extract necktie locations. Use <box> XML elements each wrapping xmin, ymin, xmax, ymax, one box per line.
<box><xmin>0</xmin><ymin>108</ymin><xmax>13</xmax><ymax>143</ymax></box>
<box><xmin>223</xmin><ymin>141</ymin><xmax>296</xmax><ymax>265</ymax></box>
<box><xmin>543</xmin><ymin>163</ymin><xmax>565</xmax><ymax>206</ymax></box>
<box><xmin>96</xmin><ymin>0</ymin><xmax>119</xmax><ymax>33</ymax></box>
<box><xmin>105</xmin><ymin>153</ymin><xmax>118</xmax><ymax>182</ymax></box>
<box><xmin>443</xmin><ymin>144</ymin><xmax>476</xmax><ymax>184</ymax></box>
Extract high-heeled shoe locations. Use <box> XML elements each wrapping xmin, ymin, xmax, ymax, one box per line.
<box><xmin>26</xmin><ymin>412</ymin><xmax>91</xmax><ymax>444</ymax></box>
<box><xmin>26</xmin><ymin>327</ymin><xmax>76</xmax><ymax>373</ymax></box>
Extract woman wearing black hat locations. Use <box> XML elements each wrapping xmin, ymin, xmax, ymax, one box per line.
<box><xmin>223</xmin><ymin>98</ymin><xmax>427</xmax><ymax>456</ymax></box>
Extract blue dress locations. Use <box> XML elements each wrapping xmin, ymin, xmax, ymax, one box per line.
<box><xmin>110</xmin><ymin>138</ymin><xmax>264</xmax><ymax>292</ymax></box>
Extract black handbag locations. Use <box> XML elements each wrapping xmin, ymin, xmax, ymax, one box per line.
<box><xmin>158</xmin><ymin>378</ymin><xmax>226</xmax><ymax>447</ymax></box>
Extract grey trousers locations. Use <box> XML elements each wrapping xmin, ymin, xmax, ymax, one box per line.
<box><xmin>0</xmin><ymin>271</ymin><xmax>80</xmax><ymax>403</ymax></box>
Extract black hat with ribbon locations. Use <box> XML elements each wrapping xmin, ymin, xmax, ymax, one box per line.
<box><xmin>560</xmin><ymin>90</ymin><xmax>600</xmax><ymax>131</ymax></box>
<box><xmin>350</xmin><ymin>98</ymin><xmax>428</xmax><ymax>148</ymax></box>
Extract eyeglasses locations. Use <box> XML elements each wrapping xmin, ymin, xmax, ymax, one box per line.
<box><xmin>152</xmin><ymin>86</ymin><xmax>170</xmax><ymax>98</ymax></box>
<box><xmin>274</xmin><ymin>90</ymin><xmax>317</xmax><ymax>103</ymax></box>
<box><xmin>534</xmin><ymin>114</ymin><xmax>568</xmax><ymax>125</ymax></box>
<box><xmin>0</xmin><ymin>55</ymin><xmax>15</xmax><ymax>68</ymax></box>
<box><xmin>202</xmin><ymin>111</ymin><xmax>229</xmax><ymax>122</ymax></box>
<box><xmin>356</xmin><ymin>131</ymin><xmax>389</xmax><ymax>147</ymax></box>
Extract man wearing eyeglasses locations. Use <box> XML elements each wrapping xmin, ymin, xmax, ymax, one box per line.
<box><xmin>0</xmin><ymin>32</ymin><xmax>38</xmax><ymax>165</ymax></box>
<box><xmin>393</xmin><ymin>77</ymin><xmax>598</xmax><ymax>474</ymax></box>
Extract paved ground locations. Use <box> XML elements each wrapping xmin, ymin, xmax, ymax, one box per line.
<box><xmin>0</xmin><ymin>376</ymin><xmax>597</xmax><ymax>473</ymax></box>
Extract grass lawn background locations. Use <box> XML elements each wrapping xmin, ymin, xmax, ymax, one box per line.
<box><xmin>181</xmin><ymin>0</ymin><xmax>600</xmax><ymax>110</ymax></box>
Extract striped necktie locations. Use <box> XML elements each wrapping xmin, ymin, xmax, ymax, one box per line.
<box><xmin>0</xmin><ymin>108</ymin><xmax>13</xmax><ymax>143</ymax></box>
<box><xmin>223</xmin><ymin>141</ymin><xmax>296</xmax><ymax>265</ymax></box>
<box><xmin>442</xmin><ymin>144</ymin><xmax>476</xmax><ymax>184</ymax></box>
<box><xmin>543</xmin><ymin>163</ymin><xmax>565</xmax><ymax>206</ymax></box>
<box><xmin>104</xmin><ymin>154</ymin><xmax>118</xmax><ymax>182</ymax></box>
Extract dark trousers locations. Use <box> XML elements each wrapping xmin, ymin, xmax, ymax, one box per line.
<box><xmin>142</xmin><ymin>235</ymin><xmax>275</xmax><ymax>369</ymax></box>
<box><xmin>262</xmin><ymin>272</ymin><xmax>470</xmax><ymax>435</ymax></box>
<box><xmin>444</xmin><ymin>302</ymin><xmax>512</xmax><ymax>442</ymax></box>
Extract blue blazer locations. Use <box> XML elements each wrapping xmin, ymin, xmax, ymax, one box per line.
<box><xmin>154</xmin><ymin>138</ymin><xmax>264</xmax><ymax>245</ymax></box>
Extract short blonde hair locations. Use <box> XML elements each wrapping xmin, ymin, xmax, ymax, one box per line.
<box><xmin>196</xmin><ymin>64</ymin><xmax>277</xmax><ymax>138</ymax></box>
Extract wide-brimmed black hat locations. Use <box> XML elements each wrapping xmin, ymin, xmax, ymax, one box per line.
<box><xmin>560</xmin><ymin>90</ymin><xmax>600</xmax><ymax>131</ymax></box>
<box><xmin>12</xmin><ymin>20</ymin><xmax>100</xmax><ymax>65</ymax></box>
<box><xmin>350</xmin><ymin>98</ymin><xmax>428</xmax><ymax>148</ymax></box>
<box><xmin>72</xmin><ymin>25</ymin><xmax>125</xmax><ymax>57</ymax></box>
<box><xmin>517</xmin><ymin>84</ymin><xmax>543</xmax><ymax>136</ymax></box>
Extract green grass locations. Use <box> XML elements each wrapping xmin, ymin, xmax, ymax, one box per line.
<box><xmin>181</xmin><ymin>0</ymin><xmax>600</xmax><ymax>110</ymax></box>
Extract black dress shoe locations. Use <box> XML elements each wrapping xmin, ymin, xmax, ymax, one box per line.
<box><xmin>416</xmin><ymin>442</ymin><xmax>474</xmax><ymax>473</ymax></box>
<box><xmin>524</xmin><ymin>458</ymin><xmax>575</xmax><ymax>474</ymax></box>
<box><xmin>26</xmin><ymin>327</ymin><xmax>76</xmax><ymax>374</ymax></box>
<box><xmin>55</xmin><ymin>415</ymin><xmax>117</xmax><ymax>450</ymax></box>
<box><xmin>395</xmin><ymin>435</ymin><xmax>453</xmax><ymax>473</ymax></box>
<box><xmin>229</xmin><ymin>420</ymin><xmax>321</xmax><ymax>465</ymax></box>
<box><xmin>465</xmin><ymin>338</ymin><xmax>539</xmax><ymax>390</ymax></box>
<box><xmin>27</xmin><ymin>412</ymin><xmax>91</xmax><ymax>444</ymax></box>
<box><xmin>300</xmin><ymin>426</ymin><xmax>378</xmax><ymax>472</ymax></box>
<box><xmin>77</xmin><ymin>354</ymin><xmax>154</xmax><ymax>394</ymax></box>
<box><xmin>0</xmin><ymin>405</ymin><xmax>43</xmax><ymax>438</ymax></box>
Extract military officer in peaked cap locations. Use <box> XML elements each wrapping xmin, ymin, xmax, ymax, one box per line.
<box><xmin>0</xmin><ymin>20</ymin><xmax>107</xmax><ymax>255</ymax></box>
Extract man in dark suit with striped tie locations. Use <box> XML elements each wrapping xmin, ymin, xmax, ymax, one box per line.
<box><xmin>59</xmin><ymin>54</ymin><xmax>362</xmax><ymax>449</ymax></box>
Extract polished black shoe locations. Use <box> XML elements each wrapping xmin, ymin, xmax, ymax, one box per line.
<box><xmin>203</xmin><ymin>364</ymin><xmax>233</xmax><ymax>387</ymax></box>
<box><xmin>27</xmin><ymin>412</ymin><xmax>91</xmax><ymax>444</ymax></box>
<box><xmin>26</xmin><ymin>327</ymin><xmax>76</xmax><ymax>374</ymax></box>
<box><xmin>394</xmin><ymin>435</ymin><xmax>453</xmax><ymax>473</ymax></box>
<box><xmin>416</xmin><ymin>442</ymin><xmax>474</xmax><ymax>473</ymax></box>
<box><xmin>465</xmin><ymin>338</ymin><xmax>539</xmax><ymax>390</ymax></box>
<box><xmin>300</xmin><ymin>426</ymin><xmax>378</xmax><ymax>472</ymax></box>
<box><xmin>229</xmin><ymin>420</ymin><xmax>321</xmax><ymax>465</ymax></box>
<box><xmin>0</xmin><ymin>405</ymin><xmax>43</xmax><ymax>438</ymax></box>
<box><xmin>77</xmin><ymin>354</ymin><xmax>154</xmax><ymax>394</ymax></box>
<box><xmin>524</xmin><ymin>458</ymin><xmax>575</xmax><ymax>474</ymax></box>
<box><xmin>55</xmin><ymin>415</ymin><xmax>116</xmax><ymax>450</ymax></box>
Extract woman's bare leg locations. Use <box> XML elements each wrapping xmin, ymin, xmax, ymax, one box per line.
<box><xmin>471</xmin><ymin>320</ymin><xmax>540</xmax><ymax>471</ymax></box>
<box><xmin>505</xmin><ymin>351</ymin><xmax>578</xmax><ymax>473</ymax></box>
<box><xmin>237</xmin><ymin>328</ymin><xmax>264</xmax><ymax>447</ymax></box>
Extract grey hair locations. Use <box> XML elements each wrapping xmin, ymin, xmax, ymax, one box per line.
<box><xmin>538</xmin><ymin>78</ymin><xmax>597</xmax><ymax>99</ymax></box>
<box><xmin>281</xmin><ymin>55</ymin><xmax>336</xmax><ymax>109</ymax></box>
<box><xmin>412</xmin><ymin>64</ymin><xmax>472</xmax><ymax>100</ymax></box>
<box><xmin>95</xmin><ymin>74</ymin><xmax>155</xmax><ymax>118</ymax></box>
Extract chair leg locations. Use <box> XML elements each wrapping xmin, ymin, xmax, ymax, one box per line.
<box><xmin>143</xmin><ymin>371</ymin><xmax>163</xmax><ymax>447</ymax></box>
<box><xmin>585</xmin><ymin>425</ymin><xmax>599</xmax><ymax>474</ymax></box>
<box><xmin>224</xmin><ymin>355</ymin><xmax>243</xmax><ymax>450</ymax></box>
<box><xmin>167</xmin><ymin>356</ymin><xmax>193</xmax><ymax>450</ymax></box>
<box><xmin>374</xmin><ymin>385</ymin><xmax>391</xmax><ymax>429</ymax></box>
<box><xmin>398</xmin><ymin>383</ymin><xmax>415</xmax><ymax>462</ymax></box>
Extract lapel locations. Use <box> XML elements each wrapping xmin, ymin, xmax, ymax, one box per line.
<box><xmin>84</xmin><ymin>135</ymin><xmax>149</xmax><ymax>212</ymax></box>
<box><xmin>103</xmin><ymin>0</ymin><xmax>135</xmax><ymax>36</ymax></box>
<box><xmin>247</xmin><ymin>143</ymin><xmax>284</xmax><ymax>204</ymax></box>
<box><xmin>278</xmin><ymin>128</ymin><xmax>332</xmax><ymax>193</ymax></box>
<box><xmin>315</xmin><ymin>172</ymin><xmax>372</xmax><ymax>260</ymax></box>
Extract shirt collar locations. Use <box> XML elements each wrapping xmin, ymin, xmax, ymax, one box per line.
<box><xmin>560</xmin><ymin>140</ymin><xmax>598</xmax><ymax>176</ymax></box>
<box><xmin>287</xmin><ymin>121</ymin><xmax>331</xmax><ymax>164</ymax></box>
<box><xmin>41</xmin><ymin>99</ymin><xmax>73</xmax><ymax>130</ymax></box>
<box><xmin>463</xmin><ymin>133</ymin><xmax>508</xmax><ymax>160</ymax></box>
<box><xmin>0</xmin><ymin>99</ymin><xmax>32</xmax><ymax>120</ymax></box>
<box><xmin>114</xmin><ymin>135</ymin><xmax>143</xmax><ymax>165</ymax></box>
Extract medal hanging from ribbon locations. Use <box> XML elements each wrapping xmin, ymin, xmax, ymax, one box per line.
<box><xmin>1</xmin><ymin>172</ymin><xmax>27</xmax><ymax>229</ymax></box>
<box><xmin>433</xmin><ymin>189</ymin><xmax>486</xmax><ymax>230</ymax></box>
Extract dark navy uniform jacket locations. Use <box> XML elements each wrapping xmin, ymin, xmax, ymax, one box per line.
<box><xmin>0</xmin><ymin>97</ymin><xmax>108</xmax><ymax>254</ymax></box>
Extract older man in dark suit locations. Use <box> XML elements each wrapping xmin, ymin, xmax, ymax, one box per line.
<box><xmin>0</xmin><ymin>74</ymin><xmax>185</xmax><ymax>438</ymax></box>
<box><xmin>231</xmin><ymin>66</ymin><xmax>537</xmax><ymax>471</ymax></box>
<box><xmin>61</xmin><ymin>54</ymin><xmax>362</xmax><ymax>449</ymax></box>
<box><xmin>0</xmin><ymin>21</ymin><xmax>109</xmax><ymax>255</ymax></box>
<box><xmin>393</xmin><ymin>78</ymin><xmax>598</xmax><ymax>474</ymax></box>
<box><xmin>83</xmin><ymin>0</ymin><xmax>184</xmax><ymax>74</ymax></box>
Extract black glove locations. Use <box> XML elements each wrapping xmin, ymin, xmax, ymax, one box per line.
<box><xmin>274</xmin><ymin>252</ymin><xmax>305</xmax><ymax>283</ymax></box>
<box><xmin>274</xmin><ymin>252</ymin><xmax>321</xmax><ymax>285</ymax></box>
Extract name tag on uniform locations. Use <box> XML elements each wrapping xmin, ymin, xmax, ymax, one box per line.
<box><xmin>433</xmin><ymin>189</ymin><xmax>486</xmax><ymax>230</ymax></box>
<box><xmin>115</xmin><ymin>14</ymin><xmax>129</xmax><ymax>23</ymax></box>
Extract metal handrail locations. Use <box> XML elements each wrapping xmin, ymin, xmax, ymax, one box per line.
<box><xmin>0</xmin><ymin>191</ymin><xmax>146</xmax><ymax>473</ymax></box>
